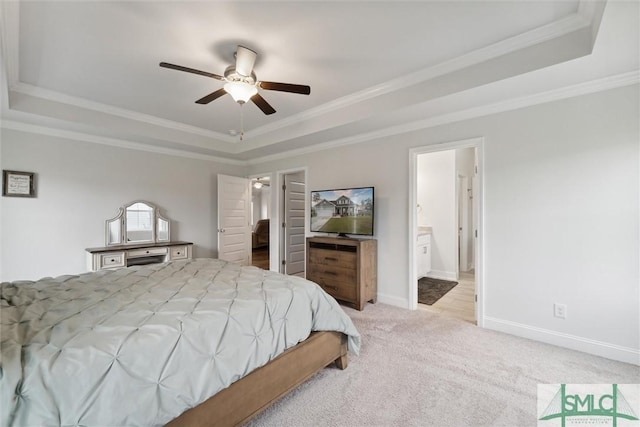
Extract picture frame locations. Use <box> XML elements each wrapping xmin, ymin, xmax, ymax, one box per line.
<box><xmin>2</xmin><ymin>170</ymin><xmax>36</xmax><ymax>198</ymax></box>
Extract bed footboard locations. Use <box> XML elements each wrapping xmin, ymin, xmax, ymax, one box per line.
<box><xmin>166</xmin><ymin>331</ymin><xmax>348</xmax><ymax>427</ymax></box>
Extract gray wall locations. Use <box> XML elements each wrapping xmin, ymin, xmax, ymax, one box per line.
<box><xmin>0</xmin><ymin>131</ymin><xmax>245</xmax><ymax>280</ymax></box>
<box><xmin>249</xmin><ymin>85</ymin><xmax>639</xmax><ymax>362</ymax></box>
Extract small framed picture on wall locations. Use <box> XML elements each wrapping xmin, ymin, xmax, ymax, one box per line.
<box><xmin>2</xmin><ymin>170</ymin><xmax>36</xmax><ymax>197</ymax></box>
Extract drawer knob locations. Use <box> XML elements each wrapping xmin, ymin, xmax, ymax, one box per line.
<box><xmin>110</xmin><ymin>259</ymin><xmax>115</xmax><ymax>262</ymax></box>
<box><xmin>146</xmin><ymin>250</ymin><xmax>150</xmax><ymax>254</ymax></box>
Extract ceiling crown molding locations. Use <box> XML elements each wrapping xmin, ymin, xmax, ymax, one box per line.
<box><xmin>243</xmin><ymin>12</ymin><xmax>592</xmax><ymax>141</ymax></box>
<box><xmin>11</xmin><ymin>82</ymin><xmax>236</xmax><ymax>142</ymax></box>
<box><xmin>0</xmin><ymin>0</ymin><xmax>19</xmax><ymax>89</ymax></box>
<box><xmin>0</xmin><ymin>119</ymin><xmax>246</xmax><ymax>166</ymax></box>
<box><xmin>247</xmin><ymin>70</ymin><xmax>639</xmax><ymax>165</ymax></box>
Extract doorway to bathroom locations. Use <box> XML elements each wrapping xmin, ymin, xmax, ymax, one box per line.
<box><xmin>409</xmin><ymin>138</ymin><xmax>483</xmax><ymax>326</ymax></box>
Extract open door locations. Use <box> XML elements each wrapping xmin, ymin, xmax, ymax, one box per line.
<box><xmin>282</xmin><ymin>171</ymin><xmax>306</xmax><ymax>277</ymax></box>
<box><xmin>217</xmin><ymin>174</ymin><xmax>251</xmax><ymax>265</ymax></box>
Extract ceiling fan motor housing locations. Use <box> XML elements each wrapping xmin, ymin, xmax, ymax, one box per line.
<box><xmin>224</xmin><ymin>66</ymin><xmax>257</xmax><ymax>85</ymax></box>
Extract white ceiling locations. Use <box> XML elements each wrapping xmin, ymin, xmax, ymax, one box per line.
<box><xmin>1</xmin><ymin>1</ymin><xmax>638</xmax><ymax>162</ymax></box>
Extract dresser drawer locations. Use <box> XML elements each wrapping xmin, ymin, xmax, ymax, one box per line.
<box><xmin>169</xmin><ymin>245</ymin><xmax>188</xmax><ymax>260</ymax></box>
<box><xmin>100</xmin><ymin>252</ymin><xmax>126</xmax><ymax>268</ymax></box>
<box><xmin>127</xmin><ymin>247</ymin><xmax>168</xmax><ymax>258</ymax></box>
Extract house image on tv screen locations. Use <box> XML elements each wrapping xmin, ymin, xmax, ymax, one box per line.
<box><xmin>310</xmin><ymin>188</ymin><xmax>374</xmax><ymax>235</ymax></box>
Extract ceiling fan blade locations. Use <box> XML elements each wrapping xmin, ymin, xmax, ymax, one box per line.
<box><xmin>259</xmin><ymin>81</ymin><xmax>311</xmax><ymax>95</ymax></box>
<box><xmin>235</xmin><ymin>46</ymin><xmax>257</xmax><ymax>77</ymax></box>
<box><xmin>195</xmin><ymin>88</ymin><xmax>227</xmax><ymax>104</ymax></box>
<box><xmin>251</xmin><ymin>93</ymin><xmax>276</xmax><ymax>115</ymax></box>
<box><xmin>159</xmin><ymin>62</ymin><xmax>223</xmax><ymax>80</ymax></box>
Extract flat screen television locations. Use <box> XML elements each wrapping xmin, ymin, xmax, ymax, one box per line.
<box><xmin>310</xmin><ymin>186</ymin><xmax>374</xmax><ymax>237</ymax></box>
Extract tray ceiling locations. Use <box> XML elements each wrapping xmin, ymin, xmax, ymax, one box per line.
<box><xmin>1</xmin><ymin>1</ymin><xmax>638</xmax><ymax>162</ymax></box>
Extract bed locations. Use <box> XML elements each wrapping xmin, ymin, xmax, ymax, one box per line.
<box><xmin>0</xmin><ymin>258</ymin><xmax>360</xmax><ymax>426</ymax></box>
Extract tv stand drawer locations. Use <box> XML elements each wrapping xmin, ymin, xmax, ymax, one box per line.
<box><xmin>308</xmin><ymin>263</ymin><xmax>356</xmax><ymax>280</ymax></box>
<box><xmin>308</xmin><ymin>272</ymin><xmax>357</xmax><ymax>302</ymax></box>
<box><xmin>308</xmin><ymin>248</ymin><xmax>356</xmax><ymax>268</ymax></box>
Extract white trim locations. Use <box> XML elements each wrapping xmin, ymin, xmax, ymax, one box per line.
<box><xmin>376</xmin><ymin>293</ymin><xmax>410</xmax><ymax>310</ymax></box>
<box><xmin>248</xmin><ymin>71</ymin><xmax>640</xmax><ymax>165</ymax></box>
<box><xmin>0</xmin><ymin>120</ymin><xmax>246</xmax><ymax>166</ymax></box>
<box><xmin>11</xmin><ymin>82</ymin><xmax>236</xmax><ymax>143</ymax></box>
<box><xmin>409</xmin><ymin>137</ymin><xmax>485</xmax><ymax>328</ymax></box>
<box><xmin>425</xmin><ymin>271</ymin><xmax>458</xmax><ymax>282</ymax></box>
<box><xmin>4</xmin><ymin>69</ymin><xmax>637</xmax><ymax>166</ymax></box>
<box><xmin>484</xmin><ymin>317</ymin><xmax>640</xmax><ymax>366</ymax></box>
<box><xmin>0</xmin><ymin>0</ymin><xmax>19</xmax><ymax>89</ymax></box>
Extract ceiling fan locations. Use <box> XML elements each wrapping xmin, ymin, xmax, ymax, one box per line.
<box><xmin>253</xmin><ymin>177</ymin><xmax>270</xmax><ymax>189</ymax></box>
<box><xmin>159</xmin><ymin>45</ymin><xmax>311</xmax><ymax>115</ymax></box>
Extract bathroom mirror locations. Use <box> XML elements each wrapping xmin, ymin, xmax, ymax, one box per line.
<box><xmin>105</xmin><ymin>200</ymin><xmax>171</xmax><ymax>246</ymax></box>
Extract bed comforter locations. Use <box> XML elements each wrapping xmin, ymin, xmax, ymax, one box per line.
<box><xmin>0</xmin><ymin>258</ymin><xmax>360</xmax><ymax>426</ymax></box>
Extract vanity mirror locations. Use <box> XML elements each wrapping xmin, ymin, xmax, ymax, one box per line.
<box><xmin>106</xmin><ymin>200</ymin><xmax>170</xmax><ymax>246</ymax></box>
<box><xmin>87</xmin><ymin>200</ymin><xmax>192</xmax><ymax>272</ymax></box>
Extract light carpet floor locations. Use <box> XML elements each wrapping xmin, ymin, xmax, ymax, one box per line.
<box><xmin>246</xmin><ymin>303</ymin><xmax>638</xmax><ymax>427</ymax></box>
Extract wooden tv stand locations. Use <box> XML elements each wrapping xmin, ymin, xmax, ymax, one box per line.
<box><xmin>306</xmin><ymin>236</ymin><xmax>377</xmax><ymax>311</ymax></box>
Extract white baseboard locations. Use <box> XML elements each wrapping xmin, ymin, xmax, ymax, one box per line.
<box><xmin>376</xmin><ymin>293</ymin><xmax>410</xmax><ymax>309</ymax></box>
<box><xmin>426</xmin><ymin>270</ymin><xmax>457</xmax><ymax>281</ymax></box>
<box><xmin>484</xmin><ymin>316</ymin><xmax>640</xmax><ymax>365</ymax></box>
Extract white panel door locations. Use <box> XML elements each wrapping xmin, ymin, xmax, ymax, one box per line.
<box><xmin>283</xmin><ymin>172</ymin><xmax>305</xmax><ymax>277</ymax></box>
<box><xmin>217</xmin><ymin>174</ymin><xmax>251</xmax><ymax>265</ymax></box>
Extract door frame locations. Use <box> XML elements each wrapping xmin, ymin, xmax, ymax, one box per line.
<box><xmin>408</xmin><ymin>137</ymin><xmax>484</xmax><ymax>326</ymax></box>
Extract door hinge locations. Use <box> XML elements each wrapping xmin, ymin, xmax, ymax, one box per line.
<box><xmin>282</xmin><ymin>184</ymin><xmax>286</xmax><ymax>190</ymax></box>
<box><xmin>282</xmin><ymin>222</ymin><xmax>286</xmax><ymax>228</ymax></box>
<box><xmin>281</xmin><ymin>260</ymin><xmax>286</xmax><ymax>266</ymax></box>
<box><xmin>475</xmin><ymin>295</ymin><xmax>478</xmax><ymax>302</ymax></box>
<box><xmin>475</xmin><ymin>229</ymin><xmax>478</xmax><ymax>238</ymax></box>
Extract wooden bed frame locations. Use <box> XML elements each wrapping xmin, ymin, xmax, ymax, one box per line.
<box><xmin>166</xmin><ymin>331</ymin><xmax>348</xmax><ymax>427</ymax></box>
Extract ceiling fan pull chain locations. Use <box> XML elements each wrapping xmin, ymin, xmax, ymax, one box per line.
<box><xmin>240</xmin><ymin>103</ymin><xmax>244</xmax><ymax>141</ymax></box>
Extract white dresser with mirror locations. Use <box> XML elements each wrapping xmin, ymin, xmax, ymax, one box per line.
<box><xmin>86</xmin><ymin>200</ymin><xmax>193</xmax><ymax>271</ymax></box>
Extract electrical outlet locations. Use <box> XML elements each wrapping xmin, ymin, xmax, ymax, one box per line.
<box><xmin>554</xmin><ymin>303</ymin><xmax>567</xmax><ymax>319</ymax></box>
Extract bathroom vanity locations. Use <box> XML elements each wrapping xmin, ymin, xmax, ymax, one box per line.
<box><xmin>417</xmin><ymin>226</ymin><xmax>432</xmax><ymax>279</ymax></box>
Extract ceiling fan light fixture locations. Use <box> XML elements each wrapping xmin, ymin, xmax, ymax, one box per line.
<box><xmin>224</xmin><ymin>81</ymin><xmax>258</xmax><ymax>103</ymax></box>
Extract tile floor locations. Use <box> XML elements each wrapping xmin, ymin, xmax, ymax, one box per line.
<box><xmin>418</xmin><ymin>271</ymin><xmax>476</xmax><ymax>324</ymax></box>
